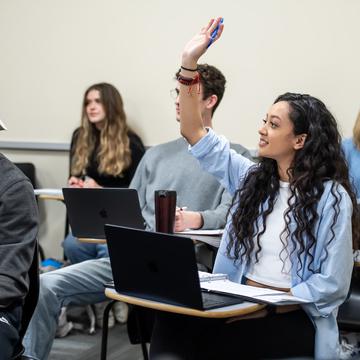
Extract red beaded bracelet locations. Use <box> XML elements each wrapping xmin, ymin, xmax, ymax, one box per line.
<box><xmin>177</xmin><ymin>72</ymin><xmax>200</xmax><ymax>86</ymax></box>
<box><xmin>177</xmin><ymin>72</ymin><xmax>201</xmax><ymax>94</ymax></box>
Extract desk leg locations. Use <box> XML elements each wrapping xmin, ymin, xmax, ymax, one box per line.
<box><xmin>134</xmin><ymin>306</ymin><xmax>149</xmax><ymax>360</ymax></box>
<box><xmin>100</xmin><ymin>300</ymin><xmax>116</xmax><ymax>360</ymax></box>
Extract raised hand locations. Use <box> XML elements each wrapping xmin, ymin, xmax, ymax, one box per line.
<box><xmin>181</xmin><ymin>17</ymin><xmax>224</xmax><ymax>69</ymax></box>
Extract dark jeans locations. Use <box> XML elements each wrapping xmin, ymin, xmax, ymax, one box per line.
<box><xmin>0</xmin><ymin>304</ymin><xmax>22</xmax><ymax>360</ymax></box>
<box><xmin>150</xmin><ymin>309</ymin><xmax>315</xmax><ymax>359</ymax></box>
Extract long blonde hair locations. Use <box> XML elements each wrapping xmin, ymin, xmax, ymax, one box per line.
<box><xmin>353</xmin><ymin>111</ymin><xmax>360</xmax><ymax>149</ymax></box>
<box><xmin>71</xmin><ymin>83</ymin><xmax>131</xmax><ymax>176</ymax></box>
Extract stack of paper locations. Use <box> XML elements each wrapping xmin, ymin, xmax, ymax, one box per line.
<box><xmin>177</xmin><ymin>229</ymin><xmax>224</xmax><ymax>236</ymax></box>
<box><xmin>198</xmin><ymin>271</ymin><xmax>228</xmax><ymax>282</ymax></box>
<box><xmin>175</xmin><ymin>229</ymin><xmax>223</xmax><ymax>247</ymax></box>
<box><xmin>201</xmin><ymin>277</ymin><xmax>311</xmax><ymax>305</ymax></box>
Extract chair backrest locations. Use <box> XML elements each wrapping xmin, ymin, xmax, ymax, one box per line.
<box><xmin>14</xmin><ymin>162</ymin><xmax>36</xmax><ymax>189</ymax></box>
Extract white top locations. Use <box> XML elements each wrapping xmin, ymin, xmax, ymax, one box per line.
<box><xmin>246</xmin><ymin>181</ymin><xmax>292</xmax><ymax>288</ymax></box>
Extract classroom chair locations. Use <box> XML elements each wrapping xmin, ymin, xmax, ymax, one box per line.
<box><xmin>14</xmin><ymin>162</ymin><xmax>45</xmax><ymax>260</ymax></box>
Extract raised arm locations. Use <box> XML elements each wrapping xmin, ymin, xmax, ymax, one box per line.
<box><xmin>179</xmin><ymin>17</ymin><xmax>224</xmax><ymax>145</ymax></box>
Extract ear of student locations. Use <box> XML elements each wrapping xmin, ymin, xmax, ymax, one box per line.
<box><xmin>294</xmin><ymin>134</ymin><xmax>307</xmax><ymax>150</ymax></box>
<box><xmin>206</xmin><ymin>94</ymin><xmax>218</xmax><ymax>110</ymax></box>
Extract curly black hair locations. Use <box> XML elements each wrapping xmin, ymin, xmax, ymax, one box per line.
<box><xmin>227</xmin><ymin>92</ymin><xmax>359</xmax><ymax>278</ymax></box>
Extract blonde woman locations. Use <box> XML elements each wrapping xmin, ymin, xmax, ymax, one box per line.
<box><xmin>60</xmin><ymin>83</ymin><xmax>144</xmax><ymax>330</ymax></box>
<box><xmin>342</xmin><ymin>111</ymin><xmax>360</xmax><ymax>199</ymax></box>
<box><xmin>64</xmin><ymin>83</ymin><xmax>145</xmax><ymax>263</ymax></box>
<box><xmin>69</xmin><ymin>82</ymin><xmax>145</xmax><ymax>190</ymax></box>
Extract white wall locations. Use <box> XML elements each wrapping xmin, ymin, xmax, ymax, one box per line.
<box><xmin>0</xmin><ymin>0</ymin><xmax>359</xmax><ymax>258</ymax></box>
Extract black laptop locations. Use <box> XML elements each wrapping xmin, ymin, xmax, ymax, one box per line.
<box><xmin>63</xmin><ymin>188</ymin><xmax>145</xmax><ymax>239</ymax></box>
<box><xmin>105</xmin><ymin>225</ymin><xmax>243</xmax><ymax>310</ymax></box>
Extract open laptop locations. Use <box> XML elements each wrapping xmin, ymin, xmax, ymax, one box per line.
<box><xmin>63</xmin><ymin>188</ymin><xmax>145</xmax><ymax>239</ymax></box>
<box><xmin>105</xmin><ymin>225</ymin><xmax>243</xmax><ymax>310</ymax></box>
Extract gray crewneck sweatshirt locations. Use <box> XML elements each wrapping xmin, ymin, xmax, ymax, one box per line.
<box><xmin>130</xmin><ymin>137</ymin><xmax>252</xmax><ymax>230</ymax></box>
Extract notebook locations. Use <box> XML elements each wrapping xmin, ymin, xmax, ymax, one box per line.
<box><xmin>105</xmin><ymin>225</ymin><xmax>244</xmax><ymax>310</ymax></box>
<box><xmin>63</xmin><ymin>188</ymin><xmax>145</xmax><ymax>239</ymax></box>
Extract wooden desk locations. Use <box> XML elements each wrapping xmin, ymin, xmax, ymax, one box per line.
<box><xmin>34</xmin><ymin>189</ymin><xmax>64</xmax><ymax>201</ymax></box>
<box><xmin>78</xmin><ymin>234</ymin><xmax>220</xmax><ymax>247</ymax></box>
<box><xmin>37</xmin><ymin>194</ymin><xmax>64</xmax><ymax>201</ymax></box>
<box><xmin>105</xmin><ymin>288</ymin><xmax>263</xmax><ymax>318</ymax></box>
<box><xmin>78</xmin><ymin>237</ymin><xmax>106</xmax><ymax>244</ymax></box>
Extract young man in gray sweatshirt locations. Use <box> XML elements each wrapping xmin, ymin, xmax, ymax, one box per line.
<box><xmin>0</xmin><ymin>120</ymin><xmax>38</xmax><ymax>359</ymax></box>
<box><xmin>23</xmin><ymin>64</ymin><xmax>252</xmax><ymax>360</ymax></box>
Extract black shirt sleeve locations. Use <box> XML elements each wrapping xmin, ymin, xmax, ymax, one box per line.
<box><xmin>125</xmin><ymin>131</ymin><xmax>146</xmax><ymax>183</ymax></box>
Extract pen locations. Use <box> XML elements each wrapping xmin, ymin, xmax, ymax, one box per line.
<box><xmin>207</xmin><ymin>18</ymin><xmax>224</xmax><ymax>48</ymax></box>
<box><xmin>180</xmin><ymin>206</ymin><xmax>188</xmax><ymax>211</ymax></box>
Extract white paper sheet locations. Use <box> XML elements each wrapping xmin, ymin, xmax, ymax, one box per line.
<box><xmin>201</xmin><ymin>279</ymin><xmax>311</xmax><ymax>305</ymax></box>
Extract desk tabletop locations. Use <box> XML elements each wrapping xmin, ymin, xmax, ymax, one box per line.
<box><xmin>78</xmin><ymin>233</ymin><xmax>220</xmax><ymax>247</ymax></box>
<box><xmin>105</xmin><ymin>288</ymin><xmax>264</xmax><ymax>318</ymax></box>
<box><xmin>37</xmin><ymin>194</ymin><xmax>64</xmax><ymax>201</ymax></box>
<box><xmin>34</xmin><ymin>188</ymin><xmax>64</xmax><ymax>201</ymax></box>
<box><xmin>78</xmin><ymin>237</ymin><xmax>106</xmax><ymax>244</ymax></box>
<box><xmin>175</xmin><ymin>230</ymin><xmax>222</xmax><ymax>248</ymax></box>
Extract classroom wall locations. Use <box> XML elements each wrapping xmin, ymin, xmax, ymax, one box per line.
<box><xmin>0</xmin><ymin>0</ymin><xmax>359</xmax><ymax>258</ymax></box>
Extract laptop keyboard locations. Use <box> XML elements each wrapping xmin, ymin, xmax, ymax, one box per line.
<box><xmin>201</xmin><ymin>291</ymin><xmax>243</xmax><ymax>310</ymax></box>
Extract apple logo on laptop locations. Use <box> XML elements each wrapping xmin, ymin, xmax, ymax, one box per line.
<box><xmin>99</xmin><ymin>208</ymin><xmax>108</xmax><ymax>219</ymax></box>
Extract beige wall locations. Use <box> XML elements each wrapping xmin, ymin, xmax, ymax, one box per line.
<box><xmin>0</xmin><ymin>0</ymin><xmax>360</xmax><ymax>258</ymax></box>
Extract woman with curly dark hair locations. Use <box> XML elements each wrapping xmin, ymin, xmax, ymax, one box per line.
<box><xmin>150</xmin><ymin>18</ymin><xmax>359</xmax><ymax>360</ymax></box>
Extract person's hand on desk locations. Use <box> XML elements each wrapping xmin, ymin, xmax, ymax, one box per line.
<box><xmin>68</xmin><ymin>176</ymin><xmax>85</xmax><ymax>188</ymax></box>
<box><xmin>174</xmin><ymin>208</ymin><xmax>203</xmax><ymax>232</ymax></box>
<box><xmin>83</xmin><ymin>177</ymin><xmax>102</xmax><ymax>188</ymax></box>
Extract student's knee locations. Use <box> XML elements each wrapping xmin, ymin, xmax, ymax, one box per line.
<box><xmin>63</xmin><ymin>234</ymin><xmax>78</xmax><ymax>258</ymax></box>
<box><xmin>39</xmin><ymin>272</ymin><xmax>63</xmax><ymax>306</ymax></box>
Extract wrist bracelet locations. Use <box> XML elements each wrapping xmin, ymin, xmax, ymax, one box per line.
<box><xmin>177</xmin><ymin>72</ymin><xmax>201</xmax><ymax>94</ymax></box>
<box><xmin>180</xmin><ymin>65</ymin><xmax>198</xmax><ymax>72</ymax></box>
<box><xmin>177</xmin><ymin>72</ymin><xmax>200</xmax><ymax>86</ymax></box>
